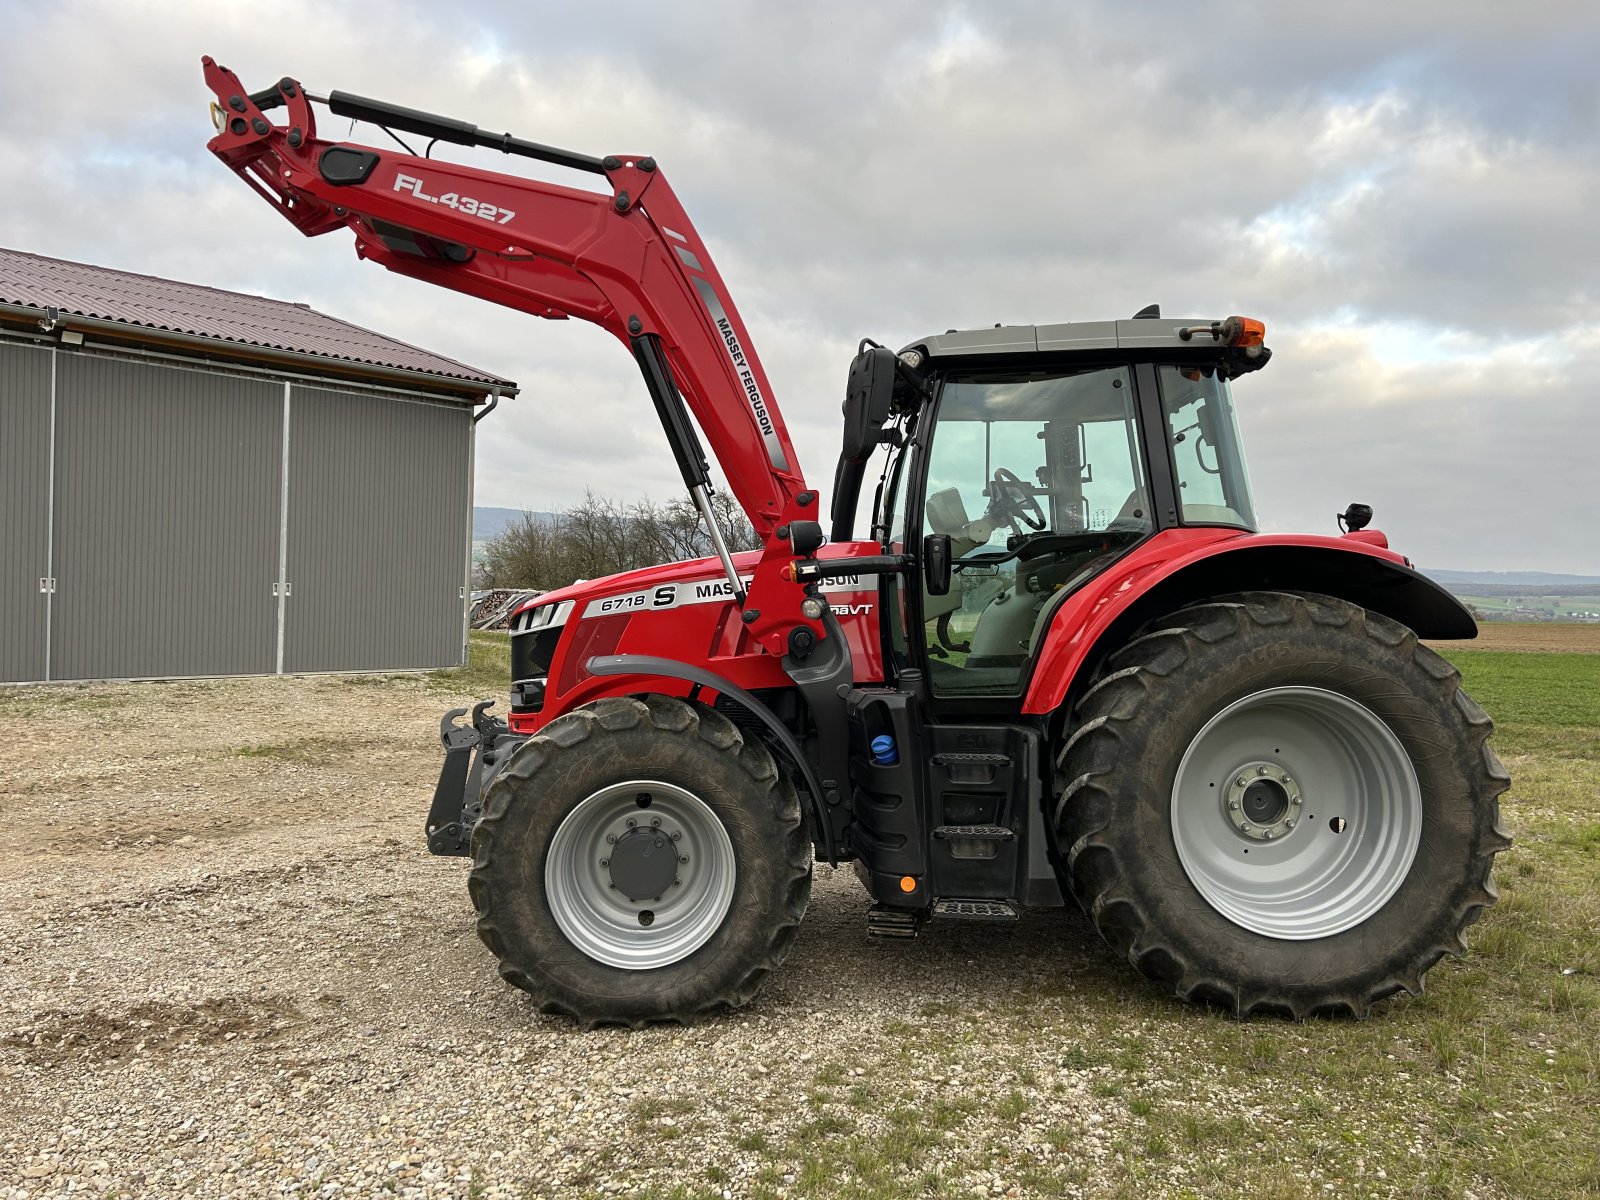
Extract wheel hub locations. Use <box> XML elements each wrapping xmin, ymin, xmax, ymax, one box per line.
<box><xmin>1171</xmin><ymin>686</ymin><xmax>1423</xmax><ymax>940</ymax></box>
<box><xmin>1223</xmin><ymin>761</ymin><xmax>1301</xmax><ymax>841</ymax></box>
<box><xmin>607</xmin><ymin>825</ymin><xmax>680</xmax><ymax>901</ymax></box>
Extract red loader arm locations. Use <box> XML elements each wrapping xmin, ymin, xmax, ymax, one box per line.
<box><xmin>201</xmin><ymin>58</ymin><xmax>825</xmax><ymax>655</ymax></box>
<box><xmin>201</xmin><ymin>58</ymin><xmax>805</xmax><ymax>535</ymax></box>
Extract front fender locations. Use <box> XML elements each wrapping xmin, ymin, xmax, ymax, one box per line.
<box><xmin>555</xmin><ymin>655</ymin><xmax>837</xmax><ymax>865</ymax></box>
<box><xmin>1022</xmin><ymin>530</ymin><xmax>1475</xmax><ymax>716</ymax></box>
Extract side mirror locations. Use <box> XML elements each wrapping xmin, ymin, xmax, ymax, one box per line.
<box><xmin>841</xmin><ymin>345</ymin><xmax>897</xmax><ymax>462</ymax></box>
<box><xmin>923</xmin><ymin>533</ymin><xmax>951</xmax><ymax>596</ymax></box>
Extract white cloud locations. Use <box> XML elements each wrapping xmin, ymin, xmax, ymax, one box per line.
<box><xmin>1</xmin><ymin>0</ymin><xmax>1595</xmax><ymax>571</ymax></box>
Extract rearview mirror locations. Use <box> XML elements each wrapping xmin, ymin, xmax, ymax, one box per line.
<box><xmin>841</xmin><ymin>345</ymin><xmax>897</xmax><ymax>462</ymax></box>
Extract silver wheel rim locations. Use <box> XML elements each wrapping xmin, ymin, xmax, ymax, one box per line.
<box><xmin>1171</xmin><ymin>686</ymin><xmax>1421</xmax><ymax>940</ymax></box>
<box><xmin>545</xmin><ymin>779</ymin><xmax>736</xmax><ymax>969</ymax></box>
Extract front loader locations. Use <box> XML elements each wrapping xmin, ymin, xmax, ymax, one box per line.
<box><xmin>203</xmin><ymin>61</ymin><xmax>1511</xmax><ymax>1026</ymax></box>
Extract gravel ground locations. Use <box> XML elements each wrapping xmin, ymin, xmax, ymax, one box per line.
<box><xmin>0</xmin><ymin>673</ymin><xmax>1148</xmax><ymax>1199</ymax></box>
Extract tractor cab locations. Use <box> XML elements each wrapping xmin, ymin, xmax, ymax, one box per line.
<box><xmin>833</xmin><ymin>314</ymin><xmax>1270</xmax><ymax>703</ymax></box>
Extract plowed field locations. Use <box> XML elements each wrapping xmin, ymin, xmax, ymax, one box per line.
<box><xmin>1430</xmin><ymin>622</ymin><xmax>1600</xmax><ymax>654</ymax></box>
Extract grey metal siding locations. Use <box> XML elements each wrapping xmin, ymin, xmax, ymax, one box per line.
<box><xmin>50</xmin><ymin>354</ymin><xmax>281</xmax><ymax>680</ymax></box>
<box><xmin>0</xmin><ymin>343</ymin><xmax>51</xmax><ymax>682</ymax></box>
<box><xmin>284</xmin><ymin>386</ymin><xmax>469</xmax><ymax>672</ymax></box>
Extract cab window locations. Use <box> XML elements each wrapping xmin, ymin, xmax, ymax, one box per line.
<box><xmin>1161</xmin><ymin>367</ymin><xmax>1257</xmax><ymax>529</ymax></box>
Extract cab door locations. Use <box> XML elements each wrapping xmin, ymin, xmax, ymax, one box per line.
<box><xmin>894</xmin><ymin>364</ymin><xmax>1155</xmax><ymax>706</ymax></box>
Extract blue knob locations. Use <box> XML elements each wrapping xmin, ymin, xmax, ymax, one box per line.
<box><xmin>871</xmin><ymin>734</ymin><xmax>898</xmax><ymax>766</ymax></box>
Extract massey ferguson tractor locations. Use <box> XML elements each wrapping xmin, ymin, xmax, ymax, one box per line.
<box><xmin>204</xmin><ymin>60</ymin><xmax>1510</xmax><ymax>1026</ymax></box>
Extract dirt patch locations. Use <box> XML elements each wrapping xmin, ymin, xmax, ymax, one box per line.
<box><xmin>1431</xmin><ymin>623</ymin><xmax>1600</xmax><ymax>654</ymax></box>
<box><xmin>2</xmin><ymin>995</ymin><xmax>302</xmax><ymax>1065</ymax></box>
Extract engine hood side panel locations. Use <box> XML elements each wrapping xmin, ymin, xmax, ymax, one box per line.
<box><xmin>512</xmin><ymin>542</ymin><xmax>889</xmax><ymax>733</ymax></box>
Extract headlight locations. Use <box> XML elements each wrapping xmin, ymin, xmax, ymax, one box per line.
<box><xmin>514</xmin><ymin>600</ymin><xmax>573</xmax><ymax>632</ymax></box>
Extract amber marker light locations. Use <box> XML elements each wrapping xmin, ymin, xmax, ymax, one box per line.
<box><xmin>899</xmin><ymin>876</ymin><xmax>917</xmax><ymax>893</ymax></box>
<box><xmin>1228</xmin><ymin>317</ymin><xmax>1266</xmax><ymax>347</ymax></box>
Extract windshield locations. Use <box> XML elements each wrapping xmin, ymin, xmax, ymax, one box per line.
<box><xmin>1160</xmin><ymin>366</ymin><xmax>1256</xmax><ymax>529</ymax></box>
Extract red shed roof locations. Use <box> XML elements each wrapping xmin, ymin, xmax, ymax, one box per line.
<box><xmin>0</xmin><ymin>246</ymin><xmax>516</xmax><ymax>394</ymax></box>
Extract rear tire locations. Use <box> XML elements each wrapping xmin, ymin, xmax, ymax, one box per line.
<box><xmin>469</xmin><ymin>695</ymin><xmax>812</xmax><ymax>1027</ymax></box>
<box><xmin>1054</xmin><ymin>592</ymin><xmax>1511</xmax><ymax>1018</ymax></box>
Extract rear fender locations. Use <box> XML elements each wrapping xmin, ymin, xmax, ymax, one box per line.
<box><xmin>1023</xmin><ymin>532</ymin><xmax>1475</xmax><ymax>718</ymax></box>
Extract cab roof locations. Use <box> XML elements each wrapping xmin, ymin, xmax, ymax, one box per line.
<box><xmin>903</xmin><ymin>317</ymin><xmax>1236</xmax><ymax>359</ymax></box>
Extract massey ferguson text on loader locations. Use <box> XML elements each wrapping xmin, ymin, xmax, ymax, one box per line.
<box><xmin>204</xmin><ymin>60</ymin><xmax>1510</xmax><ymax>1026</ymax></box>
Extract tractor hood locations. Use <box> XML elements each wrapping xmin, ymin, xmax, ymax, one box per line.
<box><xmin>509</xmin><ymin>541</ymin><xmax>882</xmax><ymax>625</ymax></box>
<box><xmin>514</xmin><ymin>551</ymin><xmax>763</xmax><ymax>622</ymax></box>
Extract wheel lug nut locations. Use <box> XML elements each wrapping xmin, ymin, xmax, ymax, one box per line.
<box><xmin>1264</xmin><ymin>830</ymin><xmax>1275</xmax><ymax>840</ymax></box>
<box><xmin>606</xmin><ymin>834</ymin><xmax>617</xmax><ymax>844</ymax></box>
<box><xmin>600</xmin><ymin>859</ymin><xmax>608</xmax><ymax>868</ymax></box>
<box><xmin>626</xmin><ymin>819</ymin><xmax>637</xmax><ymax>828</ymax></box>
<box><xmin>671</xmin><ymin>831</ymin><xmax>681</xmax><ymax>840</ymax></box>
<box><xmin>1285</xmin><ymin>819</ymin><xmax>1296</xmax><ymax>830</ymax></box>
<box><xmin>651</xmin><ymin>817</ymin><xmax>662</xmax><ymax>827</ymax></box>
<box><xmin>1283</xmin><ymin>776</ymin><xmax>1294</xmax><ymax>787</ymax></box>
<box><xmin>679</xmin><ymin>855</ymin><xmax>689</xmax><ymax>864</ymax></box>
<box><xmin>674</xmin><ymin>878</ymin><xmax>682</xmax><ymax>886</ymax></box>
<box><xmin>1236</xmin><ymin>775</ymin><xmax>1249</xmax><ymax>786</ymax></box>
<box><xmin>1257</xmin><ymin>765</ymin><xmax>1268</xmax><ymax>776</ymax></box>
<box><xmin>1242</xmin><ymin>823</ymin><xmax>1253</xmax><ymax>833</ymax></box>
<box><xmin>1228</xmin><ymin>799</ymin><xmax>1241</xmax><ymax>810</ymax></box>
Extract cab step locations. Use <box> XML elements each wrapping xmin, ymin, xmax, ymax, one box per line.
<box><xmin>866</xmin><ymin>906</ymin><xmax>922</xmax><ymax>939</ymax></box>
<box><xmin>932</xmin><ymin>898</ymin><xmax>1020</xmax><ymax>921</ymax></box>
<box><xmin>933</xmin><ymin>824</ymin><xmax>1014</xmax><ymax>841</ymax></box>
<box><xmin>933</xmin><ymin>824</ymin><xmax>1014</xmax><ymax>860</ymax></box>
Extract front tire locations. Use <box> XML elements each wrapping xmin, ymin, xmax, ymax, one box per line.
<box><xmin>1054</xmin><ymin>592</ymin><xmax>1511</xmax><ymax>1018</ymax></box>
<box><xmin>469</xmin><ymin>695</ymin><xmax>812</xmax><ymax>1027</ymax></box>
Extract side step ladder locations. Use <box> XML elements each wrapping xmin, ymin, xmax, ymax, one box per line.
<box><xmin>866</xmin><ymin>906</ymin><xmax>922</xmax><ymax>939</ymax></box>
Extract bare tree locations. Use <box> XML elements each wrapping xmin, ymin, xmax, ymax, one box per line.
<box><xmin>477</xmin><ymin>489</ymin><xmax>760</xmax><ymax>589</ymax></box>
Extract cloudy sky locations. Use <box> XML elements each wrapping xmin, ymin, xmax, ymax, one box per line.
<box><xmin>3</xmin><ymin>1</ymin><xmax>1597</xmax><ymax>573</ymax></box>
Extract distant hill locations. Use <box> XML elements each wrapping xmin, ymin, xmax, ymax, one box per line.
<box><xmin>473</xmin><ymin>506</ymin><xmax>558</xmax><ymax>541</ymax></box>
<box><xmin>1422</xmin><ymin>569</ymin><xmax>1600</xmax><ymax>588</ymax></box>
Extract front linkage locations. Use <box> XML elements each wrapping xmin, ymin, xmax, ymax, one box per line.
<box><xmin>426</xmin><ymin>701</ymin><xmax>515</xmax><ymax>855</ymax></box>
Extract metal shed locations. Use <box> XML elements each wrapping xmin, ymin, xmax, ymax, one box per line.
<box><xmin>0</xmin><ymin>246</ymin><xmax>517</xmax><ymax>684</ymax></box>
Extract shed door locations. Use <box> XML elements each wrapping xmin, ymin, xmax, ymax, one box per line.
<box><xmin>50</xmin><ymin>355</ymin><xmax>281</xmax><ymax>680</ymax></box>
<box><xmin>283</xmin><ymin>387</ymin><xmax>469</xmax><ymax>673</ymax></box>
<box><xmin>0</xmin><ymin>343</ymin><xmax>52</xmax><ymax>682</ymax></box>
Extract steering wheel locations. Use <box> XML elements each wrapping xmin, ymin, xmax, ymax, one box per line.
<box><xmin>989</xmin><ymin>467</ymin><xmax>1046</xmax><ymax>531</ymax></box>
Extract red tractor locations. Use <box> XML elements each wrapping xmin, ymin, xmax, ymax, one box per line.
<box><xmin>204</xmin><ymin>61</ymin><xmax>1510</xmax><ymax>1026</ymax></box>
